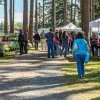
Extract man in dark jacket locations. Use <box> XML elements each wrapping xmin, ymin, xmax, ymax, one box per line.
<box><xmin>46</xmin><ymin>29</ymin><xmax>54</xmax><ymax>58</ymax></box>
<box><xmin>33</xmin><ymin>32</ymin><xmax>40</xmax><ymax>50</ymax></box>
<box><xmin>18</xmin><ymin>29</ymin><xmax>24</xmax><ymax>55</ymax></box>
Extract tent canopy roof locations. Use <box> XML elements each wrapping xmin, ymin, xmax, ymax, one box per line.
<box><xmin>89</xmin><ymin>18</ymin><xmax>100</xmax><ymax>32</ymax></box>
<box><xmin>56</xmin><ymin>22</ymin><xmax>82</xmax><ymax>32</ymax></box>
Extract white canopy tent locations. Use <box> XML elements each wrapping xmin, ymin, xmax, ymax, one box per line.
<box><xmin>89</xmin><ymin>18</ymin><xmax>100</xmax><ymax>33</ymax></box>
<box><xmin>56</xmin><ymin>23</ymin><xmax>82</xmax><ymax>32</ymax></box>
<box><xmin>38</xmin><ymin>28</ymin><xmax>50</xmax><ymax>34</ymax></box>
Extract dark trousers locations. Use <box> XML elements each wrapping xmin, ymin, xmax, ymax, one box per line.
<box><xmin>91</xmin><ymin>45</ymin><xmax>98</xmax><ymax>56</ymax></box>
<box><xmin>19</xmin><ymin>42</ymin><xmax>24</xmax><ymax>54</ymax></box>
<box><xmin>24</xmin><ymin>41</ymin><xmax>28</xmax><ymax>54</ymax></box>
<box><xmin>60</xmin><ymin>45</ymin><xmax>68</xmax><ymax>57</ymax></box>
<box><xmin>34</xmin><ymin>40</ymin><xmax>39</xmax><ymax>50</ymax></box>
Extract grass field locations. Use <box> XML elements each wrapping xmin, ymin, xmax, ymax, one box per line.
<box><xmin>62</xmin><ymin>57</ymin><xmax>100</xmax><ymax>100</ymax></box>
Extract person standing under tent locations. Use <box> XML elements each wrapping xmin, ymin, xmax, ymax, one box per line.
<box><xmin>59</xmin><ymin>30</ymin><xmax>63</xmax><ymax>49</ymax></box>
<box><xmin>90</xmin><ymin>33</ymin><xmax>98</xmax><ymax>57</ymax></box>
<box><xmin>60</xmin><ymin>31</ymin><xmax>69</xmax><ymax>58</ymax></box>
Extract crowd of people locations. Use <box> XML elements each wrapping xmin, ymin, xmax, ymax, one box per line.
<box><xmin>18</xmin><ymin>28</ymin><xmax>100</xmax><ymax>78</ymax></box>
<box><xmin>45</xmin><ymin>29</ymin><xmax>76</xmax><ymax>58</ymax></box>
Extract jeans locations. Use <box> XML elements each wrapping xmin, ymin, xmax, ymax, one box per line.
<box><xmin>91</xmin><ymin>45</ymin><xmax>98</xmax><ymax>56</ymax></box>
<box><xmin>60</xmin><ymin>45</ymin><xmax>68</xmax><ymax>57</ymax></box>
<box><xmin>47</xmin><ymin>40</ymin><xmax>54</xmax><ymax>58</ymax></box>
<box><xmin>75</xmin><ymin>54</ymin><xmax>86</xmax><ymax>77</ymax></box>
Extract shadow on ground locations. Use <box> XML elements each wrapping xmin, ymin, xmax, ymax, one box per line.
<box><xmin>0</xmin><ymin>51</ymin><xmax>100</xmax><ymax>100</ymax></box>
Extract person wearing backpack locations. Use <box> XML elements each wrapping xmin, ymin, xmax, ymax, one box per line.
<box><xmin>72</xmin><ymin>32</ymin><xmax>89</xmax><ymax>78</ymax></box>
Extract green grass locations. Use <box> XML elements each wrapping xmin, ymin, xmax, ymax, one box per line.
<box><xmin>0</xmin><ymin>51</ymin><xmax>15</xmax><ymax>62</ymax></box>
<box><xmin>62</xmin><ymin>57</ymin><xmax>100</xmax><ymax>99</ymax></box>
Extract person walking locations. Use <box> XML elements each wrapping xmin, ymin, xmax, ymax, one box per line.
<box><xmin>18</xmin><ymin>29</ymin><xmax>24</xmax><ymax>55</ymax></box>
<box><xmin>46</xmin><ymin>29</ymin><xmax>54</xmax><ymax>58</ymax></box>
<box><xmin>60</xmin><ymin>31</ymin><xmax>69</xmax><ymax>58</ymax></box>
<box><xmin>40</xmin><ymin>30</ymin><xmax>47</xmax><ymax>50</ymax></box>
<box><xmin>33</xmin><ymin>32</ymin><xmax>40</xmax><ymax>50</ymax></box>
<box><xmin>72</xmin><ymin>32</ymin><xmax>89</xmax><ymax>78</ymax></box>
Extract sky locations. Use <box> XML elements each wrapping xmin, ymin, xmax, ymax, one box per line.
<box><xmin>0</xmin><ymin>0</ymin><xmax>23</xmax><ymax>23</ymax></box>
<box><xmin>0</xmin><ymin>0</ymin><xmax>42</xmax><ymax>23</ymax></box>
<box><xmin>0</xmin><ymin>0</ymin><xmax>75</xmax><ymax>23</ymax></box>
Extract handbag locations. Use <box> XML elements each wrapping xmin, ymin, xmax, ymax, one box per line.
<box><xmin>85</xmin><ymin>52</ymin><xmax>89</xmax><ymax>63</ymax></box>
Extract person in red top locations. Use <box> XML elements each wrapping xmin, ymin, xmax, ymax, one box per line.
<box><xmin>53</xmin><ymin>31</ymin><xmax>59</xmax><ymax>56</ymax></box>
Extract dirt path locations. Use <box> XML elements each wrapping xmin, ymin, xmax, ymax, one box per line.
<box><xmin>1</xmin><ymin>51</ymin><xmax>99</xmax><ymax>100</ymax></box>
<box><xmin>0</xmin><ymin>51</ymin><xmax>69</xmax><ymax>100</ymax></box>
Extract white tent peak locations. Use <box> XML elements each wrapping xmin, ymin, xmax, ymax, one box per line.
<box><xmin>89</xmin><ymin>18</ymin><xmax>100</xmax><ymax>32</ymax></box>
<box><xmin>56</xmin><ymin>22</ymin><xmax>82</xmax><ymax>32</ymax></box>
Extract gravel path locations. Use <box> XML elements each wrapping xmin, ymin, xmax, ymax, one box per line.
<box><xmin>0</xmin><ymin>51</ymin><xmax>69</xmax><ymax>100</ymax></box>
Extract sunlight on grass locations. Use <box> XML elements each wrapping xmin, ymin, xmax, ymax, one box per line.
<box><xmin>0</xmin><ymin>51</ymin><xmax>15</xmax><ymax>62</ymax></box>
<box><xmin>62</xmin><ymin>58</ymin><xmax>100</xmax><ymax>100</ymax></box>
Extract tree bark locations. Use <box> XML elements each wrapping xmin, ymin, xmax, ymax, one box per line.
<box><xmin>10</xmin><ymin>0</ymin><xmax>13</xmax><ymax>34</ymax></box>
<box><xmin>73</xmin><ymin>0</ymin><xmax>76</xmax><ymax>24</ymax></box>
<box><xmin>43</xmin><ymin>0</ymin><xmax>44</xmax><ymax>28</ymax></box>
<box><xmin>12</xmin><ymin>0</ymin><xmax>14</xmax><ymax>33</ymax></box>
<box><xmin>35</xmin><ymin>0</ymin><xmax>38</xmax><ymax>32</ymax></box>
<box><xmin>70</xmin><ymin>0</ymin><xmax>73</xmax><ymax>22</ymax></box>
<box><xmin>29</xmin><ymin>0</ymin><xmax>34</xmax><ymax>44</ymax></box>
<box><xmin>81</xmin><ymin>0</ymin><xmax>90</xmax><ymax>38</ymax></box>
<box><xmin>4</xmin><ymin>0</ymin><xmax>8</xmax><ymax>34</ymax></box>
<box><xmin>64</xmin><ymin>0</ymin><xmax>67</xmax><ymax>25</ymax></box>
<box><xmin>52</xmin><ymin>0</ymin><xmax>56</xmax><ymax>32</ymax></box>
<box><xmin>23</xmin><ymin>0</ymin><xmax>28</xmax><ymax>32</ymax></box>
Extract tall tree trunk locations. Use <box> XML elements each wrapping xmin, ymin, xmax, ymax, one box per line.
<box><xmin>43</xmin><ymin>0</ymin><xmax>44</xmax><ymax>28</ymax></box>
<box><xmin>38</xmin><ymin>3</ymin><xmax>41</xmax><ymax>29</ymax></box>
<box><xmin>4</xmin><ymin>0</ymin><xmax>8</xmax><ymax>34</ymax></box>
<box><xmin>73</xmin><ymin>0</ymin><xmax>76</xmax><ymax>24</ymax></box>
<box><xmin>52</xmin><ymin>0</ymin><xmax>56</xmax><ymax>32</ymax></box>
<box><xmin>81</xmin><ymin>0</ymin><xmax>90</xmax><ymax>38</ymax></box>
<box><xmin>70</xmin><ymin>0</ymin><xmax>73</xmax><ymax>22</ymax></box>
<box><xmin>64</xmin><ymin>0</ymin><xmax>67</xmax><ymax>25</ymax></box>
<box><xmin>29</xmin><ymin>0</ymin><xmax>34</xmax><ymax>44</ymax></box>
<box><xmin>12</xmin><ymin>0</ymin><xmax>14</xmax><ymax>33</ymax></box>
<box><xmin>23</xmin><ymin>0</ymin><xmax>28</xmax><ymax>32</ymax></box>
<box><xmin>91</xmin><ymin>0</ymin><xmax>95</xmax><ymax>20</ymax></box>
<box><xmin>35</xmin><ymin>0</ymin><xmax>38</xmax><ymax>32</ymax></box>
<box><xmin>10</xmin><ymin>0</ymin><xmax>13</xmax><ymax>34</ymax></box>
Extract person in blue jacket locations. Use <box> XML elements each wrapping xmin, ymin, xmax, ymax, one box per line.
<box><xmin>72</xmin><ymin>32</ymin><xmax>89</xmax><ymax>78</ymax></box>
